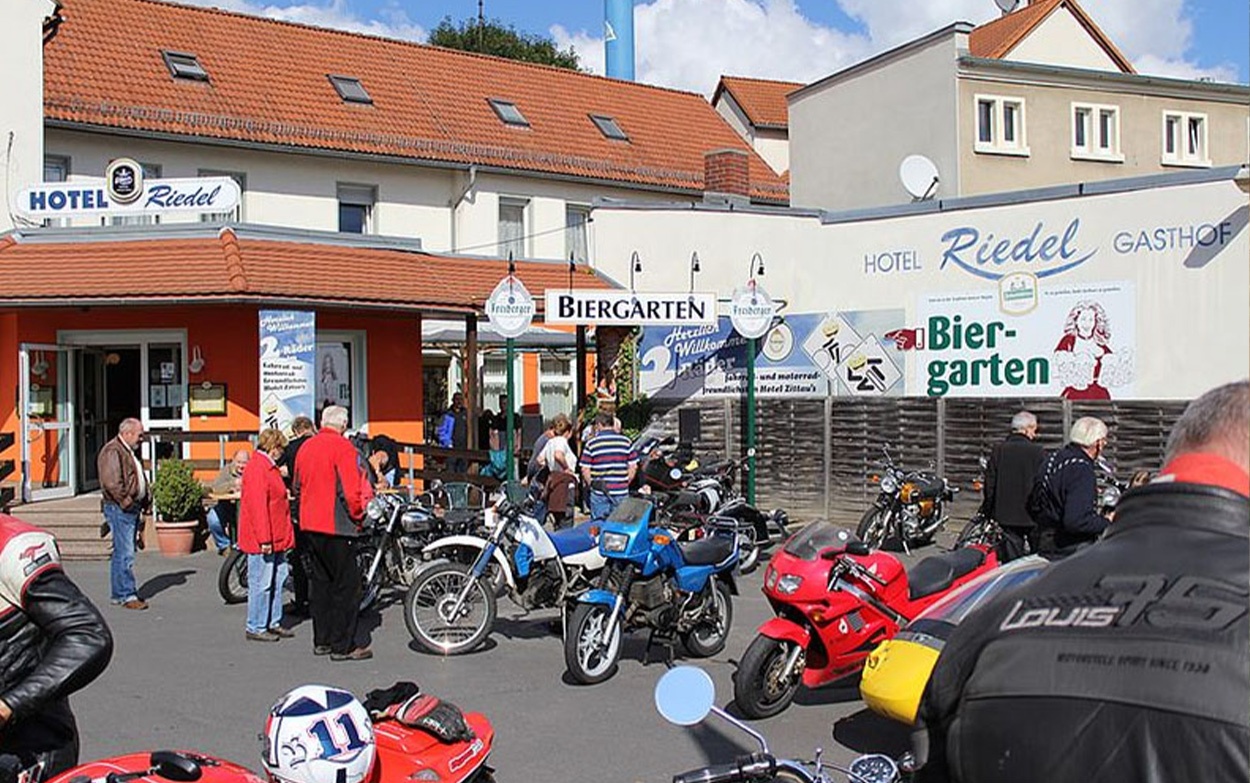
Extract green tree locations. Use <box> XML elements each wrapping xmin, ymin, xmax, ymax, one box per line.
<box><xmin>428</xmin><ymin>16</ymin><xmax>582</xmax><ymax>70</ymax></box>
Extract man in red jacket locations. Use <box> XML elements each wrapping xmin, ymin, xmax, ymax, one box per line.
<box><xmin>292</xmin><ymin>406</ymin><xmax>374</xmax><ymax>661</ymax></box>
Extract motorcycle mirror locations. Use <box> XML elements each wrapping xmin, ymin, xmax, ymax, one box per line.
<box><xmin>654</xmin><ymin>666</ymin><xmax>716</xmax><ymax>726</ymax></box>
<box><xmin>149</xmin><ymin>752</ymin><xmax>202</xmax><ymax>783</ymax></box>
<box><xmin>845</xmin><ymin>541</ymin><xmax>870</xmax><ymax>556</ymax></box>
<box><xmin>746</xmin><ymin>447</ymin><xmax>756</xmax><ymax>458</ymax></box>
<box><xmin>978</xmin><ymin>456</ymin><xmax>988</xmax><ymax>469</ymax></box>
<box><xmin>819</xmin><ymin>547</ymin><xmax>841</xmax><ymax>561</ymax></box>
<box><xmin>670</xmin><ymin>467</ymin><xmax>684</xmax><ymax>481</ymax></box>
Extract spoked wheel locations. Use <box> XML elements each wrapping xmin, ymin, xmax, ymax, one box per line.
<box><xmin>734</xmin><ymin>635</ymin><xmax>804</xmax><ymax>719</ymax></box>
<box><xmin>682</xmin><ymin>579</ymin><xmax>734</xmax><ymax>658</ymax></box>
<box><xmin>564</xmin><ymin>603</ymin><xmax>622</xmax><ymax>685</ymax></box>
<box><xmin>218</xmin><ymin>549</ymin><xmax>247</xmax><ymax>604</ymax></box>
<box><xmin>403</xmin><ymin>561</ymin><xmax>496</xmax><ymax>655</ymax></box>
<box><xmin>856</xmin><ymin>507</ymin><xmax>892</xmax><ymax>551</ymax></box>
<box><xmin>956</xmin><ymin>515</ymin><xmax>999</xmax><ymax>548</ymax></box>
<box><xmin>737</xmin><ymin>527</ymin><xmax>760</xmax><ymax>575</ymax></box>
<box><xmin>356</xmin><ymin>544</ymin><xmax>381</xmax><ymax>612</ymax></box>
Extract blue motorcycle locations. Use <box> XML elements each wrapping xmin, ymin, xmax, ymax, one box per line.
<box><xmin>563</xmin><ymin>496</ymin><xmax>739</xmax><ymax>684</ymax></box>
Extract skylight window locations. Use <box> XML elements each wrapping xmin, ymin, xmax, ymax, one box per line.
<box><xmin>162</xmin><ymin>50</ymin><xmax>208</xmax><ymax>82</ymax></box>
<box><xmin>489</xmin><ymin>99</ymin><xmax>530</xmax><ymax>127</ymax></box>
<box><xmin>328</xmin><ymin>75</ymin><xmax>372</xmax><ymax>104</ymax></box>
<box><xmin>590</xmin><ymin>114</ymin><xmax>628</xmax><ymax>141</ymax></box>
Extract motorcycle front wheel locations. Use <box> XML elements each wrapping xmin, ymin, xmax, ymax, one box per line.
<box><xmin>564</xmin><ymin>603</ymin><xmax>623</xmax><ymax>685</ymax></box>
<box><xmin>403</xmin><ymin>561</ymin><xmax>497</xmax><ymax>655</ymax></box>
<box><xmin>955</xmin><ymin>515</ymin><xmax>999</xmax><ymax>549</ymax></box>
<box><xmin>856</xmin><ymin>506</ymin><xmax>893</xmax><ymax>550</ymax></box>
<box><xmin>734</xmin><ymin>635</ymin><xmax>802</xmax><ymax>719</ymax></box>
<box><xmin>683</xmin><ymin>579</ymin><xmax>734</xmax><ymax>658</ymax></box>
<box><xmin>356</xmin><ymin>543</ymin><xmax>381</xmax><ymax>612</ymax></box>
<box><xmin>218</xmin><ymin>549</ymin><xmax>248</xmax><ymax>604</ymax></box>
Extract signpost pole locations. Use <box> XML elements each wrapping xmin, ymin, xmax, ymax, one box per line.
<box><xmin>746</xmin><ymin>337</ymin><xmax>756</xmax><ymax>504</ymax></box>
<box><xmin>506</xmin><ymin>337</ymin><xmax>516</xmax><ymax>481</ymax></box>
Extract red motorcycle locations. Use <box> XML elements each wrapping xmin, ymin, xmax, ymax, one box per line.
<box><xmin>733</xmin><ymin>521</ymin><xmax>999</xmax><ymax>718</ymax></box>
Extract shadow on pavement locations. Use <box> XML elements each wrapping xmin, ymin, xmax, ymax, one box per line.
<box><xmin>687</xmin><ymin>719</ymin><xmax>757</xmax><ymax>766</ymax></box>
<box><xmin>137</xmin><ymin>570</ymin><xmax>195</xmax><ymax>600</ymax></box>
<box><xmin>794</xmin><ymin>676</ymin><xmax>862</xmax><ymax>708</ymax></box>
<box><xmin>832</xmin><ymin>707</ymin><xmax>911</xmax><ymax>756</ymax></box>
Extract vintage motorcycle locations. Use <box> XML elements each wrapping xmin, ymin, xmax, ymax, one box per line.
<box><xmin>657</xmin><ymin>666</ymin><xmax>909</xmax><ymax>783</ymax></box>
<box><xmin>733</xmin><ymin>521</ymin><xmax>999</xmax><ymax>719</ymax></box>
<box><xmin>563</xmin><ymin>497</ymin><xmax>739</xmax><ymax>685</ymax></box>
<box><xmin>403</xmin><ymin>494</ymin><xmax>604</xmax><ymax>655</ymax></box>
<box><xmin>857</xmin><ymin>447</ymin><xmax>957</xmax><ymax>552</ymax></box>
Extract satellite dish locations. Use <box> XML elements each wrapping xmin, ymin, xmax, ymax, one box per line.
<box><xmin>899</xmin><ymin>155</ymin><xmax>940</xmax><ymax>201</ymax></box>
<box><xmin>995</xmin><ymin>0</ymin><xmax>1020</xmax><ymax>13</ymax></box>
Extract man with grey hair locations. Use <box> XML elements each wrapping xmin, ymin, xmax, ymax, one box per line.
<box><xmin>978</xmin><ymin>410</ymin><xmax>1045</xmax><ymax>559</ymax></box>
<box><xmin>915</xmin><ymin>381</ymin><xmax>1248</xmax><ymax>783</ymax></box>
<box><xmin>96</xmin><ymin>418</ymin><xmax>149</xmax><ymax>610</ymax></box>
<box><xmin>1030</xmin><ymin>416</ymin><xmax>1110</xmax><ymax>558</ymax></box>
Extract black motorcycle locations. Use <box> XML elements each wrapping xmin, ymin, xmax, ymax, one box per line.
<box><xmin>858</xmin><ymin>446</ymin><xmax>956</xmax><ymax>552</ymax></box>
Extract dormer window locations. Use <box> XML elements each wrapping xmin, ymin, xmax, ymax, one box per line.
<box><xmin>590</xmin><ymin>114</ymin><xmax>628</xmax><ymax>141</ymax></box>
<box><xmin>328</xmin><ymin>75</ymin><xmax>372</xmax><ymax>104</ymax></box>
<box><xmin>489</xmin><ymin>99</ymin><xmax>530</xmax><ymax>127</ymax></box>
<box><xmin>162</xmin><ymin>50</ymin><xmax>208</xmax><ymax>82</ymax></box>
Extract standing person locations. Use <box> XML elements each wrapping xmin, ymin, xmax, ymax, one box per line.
<box><xmin>293</xmin><ymin>406</ymin><xmax>374</xmax><ymax>661</ymax></box>
<box><xmin>527</xmin><ymin>419</ymin><xmax>555</xmax><ymax>482</ymax></box>
<box><xmin>277</xmin><ymin>415</ymin><xmax>315</xmax><ymax>618</ymax></box>
<box><xmin>436</xmin><ymin>392</ymin><xmax>468</xmax><ymax>476</ymax></box>
<box><xmin>96</xmin><ymin>418</ymin><xmax>149</xmax><ymax>611</ymax></box>
<box><xmin>238</xmin><ymin>429</ymin><xmax>294</xmax><ymax>643</ymax></box>
<box><xmin>0</xmin><ymin>514</ymin><xmax>113</xmax><ymax>778</ymax></box>
<box><xmin>1029</xmin><ymin>417</ymin><xmax>1111</xmax><ymax>558</ymax></box>
<box><xmin>204</xmin><ymin>449</ymin><xmax>249</xmax><ymax>556</ymax></box>
<box><xmin>580</xmin><ymin>413</ymin><xmax>637</xmax><ymax>520</ymax></box>
<box><xmin>978</xmin><ymin>411</ymin><xmax>1046</xmax><ymax>559</ymax></box>
<box><xmin>914</xmin><ymin>381</ymin><xmax>1250</xmax><ymax>783</ymax></box>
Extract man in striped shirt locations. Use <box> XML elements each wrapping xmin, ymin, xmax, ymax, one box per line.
<box><xmin>580</xmin><ymin>412</ymin><xmax>637</xmax><ymax>520</ymax></box>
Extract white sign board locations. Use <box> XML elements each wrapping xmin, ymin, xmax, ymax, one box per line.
<box><xmin>15</xmin><ymin>177</ymin><xmax>241</xmax><ymax>220</ymax></box>
<box><xmin>544</xmin><ymin>290</ymin><xmax>716</xmax><ymax>326</ymax></box>
<box><xmin>729</xmin><ymin>281</ymin><xmax>777</xmax><ymax>339</ymax></box>
<box><xmin>485</xmin><ymin>276</ymin><xmax>535</xmax><ymax>338</ymax></box>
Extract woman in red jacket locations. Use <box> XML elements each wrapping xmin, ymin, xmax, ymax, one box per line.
<box><xmin>239</xmin><ymin>428</ymin><xmax>294</xmax><ymax>642</ymax></box>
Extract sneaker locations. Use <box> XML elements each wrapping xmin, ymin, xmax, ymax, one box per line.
<box><xmin>313</xmin><ymin>645</ymin><xmax>332</xmax><ymax>656</ymax></box>
<box><xmin>121</xmin><ymin>598</ymin><xmax>149</xmax><ymax>611</ymax></box>
<box><xmin>246</xmin><ymin>630</ymin><xmax>281</xmax><ymax>643</ymax></box>
<box><xmin>269</xmin><ymin>627</ymin><xmax>295</xmax><ymax>639</ymax></box>
<box><xmin>330</xmin><ymin>647</ymin><xmax>373</xmax><ymax>662</ymax></box>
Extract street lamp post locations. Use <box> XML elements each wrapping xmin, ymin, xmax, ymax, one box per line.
<box><xmin>745</xmin><ymin>252</ymin><xmax>765</xmax><ymax>505</ymax></box>
<box><xmin>505</xmin><ymin>255</ymin><xmax>517</xmax><ymax>480</ymax></box>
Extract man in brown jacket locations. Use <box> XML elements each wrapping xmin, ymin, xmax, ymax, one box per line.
<box><xmin>97</xmin><ymin>418</ymin><xmax>149</xmax><ymax>610</ymax></box>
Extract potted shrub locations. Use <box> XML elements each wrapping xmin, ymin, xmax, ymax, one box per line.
<box><xmin>151</xmin><ymin>459</ymin><xmax>205</xmax><ymax>557</ymax></box>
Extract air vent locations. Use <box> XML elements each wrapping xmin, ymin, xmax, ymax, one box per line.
<box><xmin>488</xmin><ymin>99</ymin><xmax>530</xmax><ymax>127</ymax></box>
<box><xmin>162</xmin><ymin>50</ymin><xmax>208</xmax><ymax>82</ymax></box>
<box><xmin>590</xmin><ymin>114</ymin><xmax>628</xmax><ymax>141</ymax></box>
<box><xmin>328</xmin><ymin>75</ymin><xmax>372</xmax><ymax>104</ymax></box>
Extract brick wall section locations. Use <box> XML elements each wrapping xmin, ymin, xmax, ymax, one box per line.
<box><xmin>704</xmin><ymin>149</ymin><xmax>750</xmax><ymax>198</ymax></box>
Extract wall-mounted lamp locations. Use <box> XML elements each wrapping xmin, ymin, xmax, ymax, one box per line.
<box><xmin>188</xmin><ymin>346</ymin><xmax>205</xmax><ymax>374</ymax></box>
<box><xmin>689</xmin><ymin>251</ymin><xmax>701</xmax><ymax>293</ymax></box>
<box><xmin>749</xmin><ymin>252</ymin><xmax>765</xmax><ymax>281</ymax></box>
<box><xmin>629</xmin><ymin>251</ymin><xmax>642</xmax><ymax>291</ymax></box>
<box><xmin>30</xmin><ymin>351</ymin><xmax>49</xmax><ymax>378</ymax></box>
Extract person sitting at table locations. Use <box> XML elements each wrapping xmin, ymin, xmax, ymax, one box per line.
<box><xmin>205</xmin><ymin>449</ymin><xmax>249</xmax><ymax>555</ymax></box>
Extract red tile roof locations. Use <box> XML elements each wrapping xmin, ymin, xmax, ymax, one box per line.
<box><xmin>969</xmin><ymin>0</ymin><xmax>1134</xmax><ymax>73</ymax></box>
<box><xmin>0</xmin><ymin>228</ymin><xmax>611</xmax><ymax>314</ymax></box>
<box><xmin>712</xmin><ymin>76</ymin><xmax>802</xmax><ymax>130</ymax></box>
<box><xmin>43</xmin><ymin>0</ymin><xmax>789</xmax><ymax>203</ymax></box>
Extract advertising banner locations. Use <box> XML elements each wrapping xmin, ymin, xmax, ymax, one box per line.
<box><xmin>259</xmin><ymin>310</ymin><xmax>316</xmax><ymax>434</ymax></box>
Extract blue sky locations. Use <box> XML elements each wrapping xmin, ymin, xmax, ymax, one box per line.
<box><xmin>190</xmin><ymin>0</ymin><xmax>1249</xmax><ymax>93</ymax></box>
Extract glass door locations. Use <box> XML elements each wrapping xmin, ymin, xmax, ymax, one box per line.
<box><xmin>77</xmin><ymin>348</ymin><xmax>108</xmax><ymax>491</ymax></box>
<box><xmin>20</xmin><ymin>344</ymin><xmax>76</xmax><ymax>502</ymax></box>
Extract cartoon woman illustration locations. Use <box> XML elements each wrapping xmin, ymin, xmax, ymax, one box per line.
<box><xmin>320</xmin><ymin>352</ymin><xmax>339</xmax><ymax>407</ymax></box>
<box><xmin>1054</xmin><ymin>301</ymin><xmax>1112</xmax><ymax>400</ymax></box>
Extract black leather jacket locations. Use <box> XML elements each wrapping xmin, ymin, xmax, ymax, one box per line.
<box><xmin>0</xmin><ymin>523</ymin><xmax>113</xmax><ymax>773</ymax></box>
<box><xmin>916</xmin><ymin>482</ymin><xmax>1249</xmax><ymax>783</ymax></box>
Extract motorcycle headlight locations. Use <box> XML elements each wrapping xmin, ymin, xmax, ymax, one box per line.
<box><xmin>602</xmin><ymin>532</ymin><xmax>630</xmax><ymax>553</ymax></box>
<box><xmin>366</xmin><ymin>498</ymin><xmax>386</xmax><ymax>521</ymax></box>
<box><xmin>879</xmin><ymin>475</ymin><xmax>898</xmax><ymax>494</ymax></box>
<box><xmin>765</xmin><ymin>566</ymin><xmax>779</xmax><ymax>590</ymax></box>
<box><xmin>776</xmin><ymin>574</ymin><xmax>803</xmax><ymax>595</ymax></box>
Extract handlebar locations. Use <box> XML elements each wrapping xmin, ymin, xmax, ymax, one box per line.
<box><xmin>839</xmin><ymin>555</ymin><xmax>889</xmax><ymax>587</ymax></box>
<box><xmin>673</xmin><ymin>754</ymin><xmax>776</xmax><ymax>783</ymax></box>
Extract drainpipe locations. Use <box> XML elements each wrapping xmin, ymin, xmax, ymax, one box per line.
<box><xmin>448</xmin><ymin>165</ymin><xmax>478</xmax><ymax>253</ymax></box>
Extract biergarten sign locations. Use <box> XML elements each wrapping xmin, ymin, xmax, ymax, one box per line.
<box><xmin>16</xmin><ymin>175</ymin><xmax>241</xmax><ymax>221</ymax></box>
<box><xmin>544</xmin><ymin>290</ymin><xmax>717</xmax><ymax>326</ymax></box>
<box><xmin>486</xmin><ymin>275</ymin><xmax>536</xmax><ymax>338</ymax></box>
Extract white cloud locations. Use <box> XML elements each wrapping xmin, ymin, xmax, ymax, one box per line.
<box><xmin>164</xmin><ymin>0</ymin><xmax>426</xmax><ymax>41</ymax></box>
<box><xmin>551</xmin><ymin>0</ymin><xmax>1243</xmax><ymax>94</ymax></box>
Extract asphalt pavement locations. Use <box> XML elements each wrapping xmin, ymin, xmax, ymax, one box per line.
<box><xmin>61</xmin><ymin>532</ymin><xmax>945</xmax><ymax>783</ymax></box>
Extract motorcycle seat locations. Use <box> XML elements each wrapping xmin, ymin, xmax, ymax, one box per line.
<box><xmin>908</xmin><ymin>475</ymin><xmax>947</xmax><ymax>499</ymax></box>
<box><xmin>907</xmin><ymin>547</ymin><xmax>986</xmax><ymax>601</ymax></box>
<box><xmin>668</xmin><ymin>490</ymin><xmax>703</xmax><ymax>509</ymax></box>
<box><xmin>678</xmin><ymin>535</ymin><xmax>735</xmax><ymax>566</ymax></box>
<box><xmin>549</xmin><ymin>521</ymin><xmax>599</xmax><ymax>558</ymax></box>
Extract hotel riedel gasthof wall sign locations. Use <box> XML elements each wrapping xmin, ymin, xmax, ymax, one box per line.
<box><xmin>16</xmin><ymin>158</ymin><xmax>241</xmax><ymax>221</ymax></box>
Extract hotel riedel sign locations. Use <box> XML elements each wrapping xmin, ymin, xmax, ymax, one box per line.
<box><xmin>16</xmin><ymin>158</ymin><xmax>241</xmax><ymax>221</ymax></box>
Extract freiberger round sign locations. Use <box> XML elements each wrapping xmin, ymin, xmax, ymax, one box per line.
<box><xmin>105</xmin><ymin>158</ymin><xmax>145</xmax><ymax>204</ymax></box>
<box><xmin>730</xmin><ymin>281</ymin><xmax>776</xmax><ymax>339</ymax></box>
<box><xmin>486</xmin><ymin>275</ymin><xmax>535</xmax><ymax>338</ymax></box>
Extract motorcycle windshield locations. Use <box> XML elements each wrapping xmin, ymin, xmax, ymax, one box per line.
<box><xmin>783</xmin><ymin>521</ymin><xmax>855</xmax><ymax>561</ymax></box>
<box><xmin>606</xmin><ymin>496</ymin><xmax>652</xmax><ymax>527</ymax></box>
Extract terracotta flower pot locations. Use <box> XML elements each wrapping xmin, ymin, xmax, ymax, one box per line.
<box><xmin>154</xmin><ymin>520</ymin><xmax>199</xmax><ymax>557</ymax></box>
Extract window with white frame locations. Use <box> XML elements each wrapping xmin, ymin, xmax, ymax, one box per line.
<box><xmin>198</xmin><ymin>169</ymin><xmax>246</xmax><ymax>222</ymax></box>
<box><xmin>481</xmin><ymin>355</ymin><xmax>512</xmax><ymax>413</ymax></box>
<box><xmin>109</xmin><ymin>162</ymin><xmax>162</xmax><ymax>225</ymax></box>
<box><xmin>565</xmin><ymin>204</ymin><xmax>590</xmax><ymax>263</ymax></box>
<box><xmin>1071</xmin><ymin>103</ymin><xmax>1123</xmax><ymax>161</ymax></box>
<box><xmin>43</xmin><ymin>155</ymin><xmax>70</xmax><ymax>227</ymax></box>
<box><xmin>338</xmin><ymin>184</ymin><xmax>376</xmax><ymax>233</ymax></box>
<box><xmin>1162</xmin><ymin>111</ymin><xmax>1210</xmax><ymax>167</ymax></box>
<box><xmin>498</xmin><ymin>197</ymin><xmax>528</xmax><ymax>260</ymax></box>
<box><xmin>974</xmin><ymin>95</ymin><xmax>1028</xmax><ymax>156</ymax></box>
<box><xmin>539</xmin><ymin>354</ymin><xmax>575</xmax><ymax>419</ymax></box>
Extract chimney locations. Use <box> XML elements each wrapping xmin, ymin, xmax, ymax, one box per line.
<box><xmin>703</xmin><ymin>149</ymin><xmax>750</xmax><ymax>206</ymax></box>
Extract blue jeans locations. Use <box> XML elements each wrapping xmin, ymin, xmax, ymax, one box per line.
<box><xmin>588</xmin><ymin>491</ymin><xmax>623</xmax><ymax>522</ymax></box>
<box><xmin>246</xmin><ymin>552</ymin><xmax>289</xmax><ymax>634</ymax></box>
<box><xmin>104</xmin><ymin>503</ymin><xmax>139</xmax><ymax>602</ymax></box>
<box><xmin>206</xmin><ymin>505</ymin><xmax>233</xmax><ymax>553</ymax></box>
